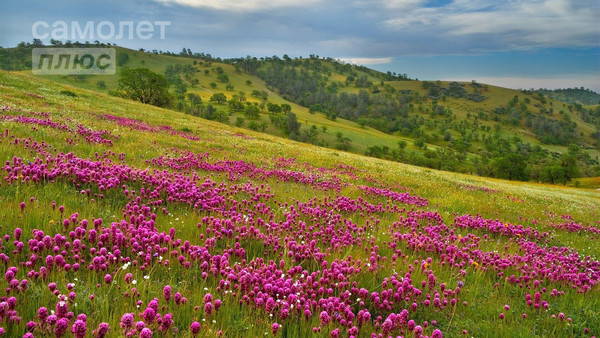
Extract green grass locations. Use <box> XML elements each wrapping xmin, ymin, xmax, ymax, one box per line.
<box><xmin>0</xmin><ymin>70</ymin><xmax>598</xmax><ymax>337</ymax></box>
<box><xmin>16</xmin><ymin>46</ymin><xmax>599</xmax><ymax>164</ymax></box>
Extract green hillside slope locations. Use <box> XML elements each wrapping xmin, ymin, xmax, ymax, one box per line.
<box><xmin>537</xmin><ymin>87</ymin><xmax>600</xmax><ymax>106</ymax></box>
<box><xmin>2</xmin><ymin>42</ymin><xmax>599</xmax><ymax>184</ymax></box>
<box><xmin>0</xmin><ymin>70</ymin><xmax>599</xmax><ymax>337</ymax></box>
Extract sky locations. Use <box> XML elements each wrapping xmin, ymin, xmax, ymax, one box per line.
<box><xmin>1</xmin><ymin>0</ymin><xmax>599</xmax><ymax>91</ymax></box>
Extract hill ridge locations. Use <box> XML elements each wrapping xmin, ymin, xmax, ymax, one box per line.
<box><xmin>1</xmin><ymin>42</ymin><xmax>598</xmax><ymax>185</ymax></box>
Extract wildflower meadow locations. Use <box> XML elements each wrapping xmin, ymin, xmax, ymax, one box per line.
<box><xmin>0</xmin><ymin>71</ymin><xmax>598</xmax><ymax>337</ymax></box>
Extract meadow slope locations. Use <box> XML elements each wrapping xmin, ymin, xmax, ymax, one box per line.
<box><xmin>6</xmin><ymin>45</ymin><xmax>598</xmax><ymax>170</ymax></box>
<box><xmin>0</xmin><ymin>71</ymin><xmax>598</xmax><ymax>337</ymax></box>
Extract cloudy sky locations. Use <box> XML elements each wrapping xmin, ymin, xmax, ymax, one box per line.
<box><xmin>1</xmin><ymin>0</ymin><xmax>599</xmax><ymax>90</ymax></box>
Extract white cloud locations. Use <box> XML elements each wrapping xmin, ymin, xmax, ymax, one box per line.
<box><xmin>316</xmin><ymin>38</ymin><xmax>368</xmax><ymax>53</ymax></box>
<box><xmin>382</xmin><ymin>0</ymin><xmax>599</xmax><ymax>50</ymax></box>
<box><xmin>448</xmin><ymin>74</ymin><xmax>600</xmax><ymax>92</ymax></box>
<box><xmin>381</xmin><ymin>0</ymin><xmax>425</xmax><ymax>10</ymax></box>
<box><xmin>154</xmin><ymin>0</ymin><xmax>321</xmax><ymax>11</ymax></box>
<box><xmin>338</xmin><ymin>57</ymin><xmax>392</xmax><ymax>65</ymax></box>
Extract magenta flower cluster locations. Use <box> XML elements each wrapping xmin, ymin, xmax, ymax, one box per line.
<box><xmin>0</xmin><ymin>107</ymin><xmax>597</xmax><ymax>337</ymax></box>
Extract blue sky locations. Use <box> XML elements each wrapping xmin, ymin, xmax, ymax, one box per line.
<box><xmin>1</xmin><ymin>0</ymin><xmax>599</xmax><ymax>91</ymax></box>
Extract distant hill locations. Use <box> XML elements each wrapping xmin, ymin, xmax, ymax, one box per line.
<box><xmin>1</xmin><ymin>41</ymin><xmax>599</xmax><ymax>184</ymax></box>
<box><xmin>2</xmin><ymin>61</ymin><xmax>599</xmax><ymax>338</ymax></box>
<box><xmin>537</xmin><ymin>88</ymin><xmax>600</xmax><ymax>105</ymax></box>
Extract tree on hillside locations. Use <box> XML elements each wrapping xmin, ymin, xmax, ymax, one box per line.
<box><xmin>187</xmin><ymin>93</ymin><xmax>202</xmax><ymax>107</ymax></box>
<box><xmin>235</xmin><ymin>117</ymin><xmax>245</xmax><ymax>127</ymax></box>
<box><xmin>397</xmin><ymin>140</ymin><xmax>407</xmax><ymax>151</ymax></box>
<box><xmin>335</xmin><ymin>132</ymin><xmax>352</xmax><ymax>151</ymax></box>
<box><xmin>492</xmin><ymin>153</ymin><xmax>528</xmax><ymax>181</ymax></box>
<box><xmin>117</xmin><ymin>68</ymin><xmax>172</xmax><ymax>108</ymax></box>
<box><xmin>286</xmin><ymin>112</ymin><xmax>301</xmax><ymax>137</ymax></box>
<box><xmin>558</xmin><ymin>151</ymin><xmax>580</xmax><ymax>182</ymax></box>
<box><xmin>209</xmin><ymin>93</ymin><xmax>227</xmax><ymax>104</ymax></box>
<box><xmin>303</xmin><ymin>125</ymin><xmax>319</xmax><ymax>143</ymax></box>
<box><xmin>217</xmin><ymin>74</ymin><xmax>229</xmax><ymax>83</ymax></box>
<box><xmin>267</xmin><ymin>102</ymin><xmax>282</xmax><ymax>114</ymax></box>
<box><xmin>117</xmin><ymin>53</ymin><xmax>130</xmax><ymax>66</ymax></box>
<box><xmin>540</xmin><ymin>165</ymin><xmax>566</xmax><ymax>185</ymax></box>
<box><xmin>280</xmin><ymin>103</ymin><xmax>292</xmax><ymax>113</ymax></box>
<box><xmin>228</xmin><ymin>98</ymin><xmax>244</xmax><ymax>112</ymax></box>
<box><xmin>244</xmin><ymin>105</ymin><xmax>260</xmax><ymax>119</ymax></box>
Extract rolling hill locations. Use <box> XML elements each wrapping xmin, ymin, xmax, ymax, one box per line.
<box><xmin>2</xmin><ymin>42</ymin><xmax>599</xmax><ymax>185</ymax></box>
<box><xmin>0</xmin><ymin>69</ymin><xmax>599</xmax><ymax>337</ymax></box>
<box><xmin>537</xmin><ymin>87</ymin><xmax>600</xmax><ymax>106</ymax></box>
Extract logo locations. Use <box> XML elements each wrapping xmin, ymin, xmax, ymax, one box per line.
<box><xmin>32</xmin><ymin>48</ymin><xmax>116</xmax><ymax>75</ymax></box>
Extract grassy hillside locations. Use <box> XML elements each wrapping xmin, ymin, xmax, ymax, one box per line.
<box><xmin>2</xmin><ymin>43</ymin><xmax>599</xmax><ymax>183</ymax></box>
<box><xmin>0</xmin><ymin>70</ymin><xmax>599</xmax><ymax>337</ymax></box>
<box><xmin>537</xmin><ymin>88</ymin><xmax>600</xmax><ymax>106</ymax></box>
<box><xmin>3</xmin><ymin>45</ymin><xmax>418</xmax><ymax>155</ymax></box>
